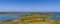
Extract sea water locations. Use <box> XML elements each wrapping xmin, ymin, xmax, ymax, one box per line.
<box><xmin>0</xmin><ymin>14</ymin><xmax>17</xmax><ymax>21</ymax></box>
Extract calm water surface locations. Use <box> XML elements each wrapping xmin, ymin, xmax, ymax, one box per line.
<box><xmin>0</xmin><ymin>14</ymin><xmax>18</xmax><ymax>21</ymax></box>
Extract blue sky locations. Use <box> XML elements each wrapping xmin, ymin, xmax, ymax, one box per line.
<box><xmin>0</xmin><ymin>0</ymin><xmax>60</xmax><ymax>12</ymax></box>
